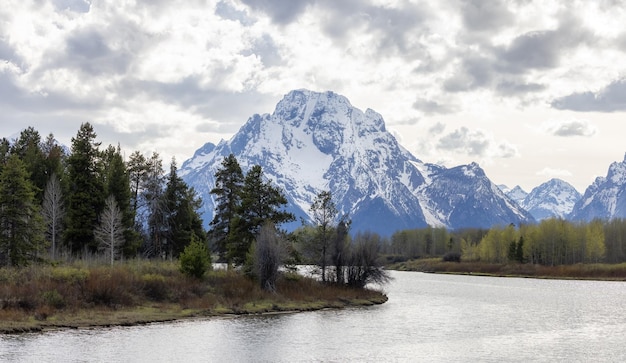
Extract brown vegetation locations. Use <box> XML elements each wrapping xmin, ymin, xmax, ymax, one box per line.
<box><xmin>389</xmin><ymin>258</ymin><xmax>626</xmax><ymax>280</ymax></box>
<box><xmin>0</xmin><ymin>261</ymin><xmax>387</xmax><ymax>334</ymax></box>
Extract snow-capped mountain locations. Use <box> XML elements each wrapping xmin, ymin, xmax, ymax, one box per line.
<box><xmin>502</xmin><ymin>185</ymin><xmax>528</xmax><ymax>206</ymax></box>
<box><xmin>180</xmin><ymin>89</ymin><xmax>534</xmax><ymax>235</ymax></box>
<box><xmin>520</xmin><ymin>179</ymin><xmax>581</xmax><ymax>221</ymax></box>
<box><xmin>569</xmin><ymin>154</ymin><xmax>626</xmax><ymax>221</ymax></box>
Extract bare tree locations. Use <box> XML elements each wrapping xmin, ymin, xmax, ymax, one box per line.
<box><xmin>41</xmin><ymin>173</ymin><xmax>64</xmax><ymax>259</ymax></box>
<box><xmin>95</xmin><ymin>195</ymin><xmax>125</xmax><ymax>264</ymax></box>
<box><xmin>331</xmin><ymin>218</ymin><xmax>350</xmax><ymax>284</ymax></box>
<box><xmin>254</xmin><ymin>221</ymin><xmax>283</xmax><ymax>292</ymax></box>
<box><xmin>346</xmin><ymin>231</ymin><xmax>390</xmax><ymax>288</ymax></box>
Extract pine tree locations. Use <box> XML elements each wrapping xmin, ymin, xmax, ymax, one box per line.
<box><xmin>233</xmin><ymin>165</ymin><xmax>294</xmax><ymax>265</ymax></box>
<box><xmin>41</xmin><ymin>133</ymin><xmax>66</xmax><ymax>180</ymax></box>
<box><xmin>143</xmin><ymin>152</ymin><xmax>166</xmax><ymax>258</ymax></box>
<box><xmin>11</xmin><ymin>127</ymin><xmax>47</xmax><ymax>203</ymax></box>
<box><xmin>64</xmin><ymin>122</ymin><xmax>105</xmax><ymax>254</ymax></box>
<box><xmin>0</xmin><ymin>138</ymin><xmax>11</xmax><ymax>173</ymax></box>
<box><xmin>0</xmin><ymin>155</ymin><xmax>45</xmax><ymax>266</ymax></box>
<box><xmin>164</xmin><ymin>158</ymin><xmax>206</xmax><ymax>258</ymax></box>
<box><xmin>209</xmin><ymin>154</ymin><xmax>244</xmax><ymax>264</ymax></box>
<box><xmin>127</xmin><ymin>150</ymin><xmax>148</xmax><ymax>220</ymax></box>
<box><xmin>102</xmin><ymin>145</ymin><xmax>140</xmax><ymax>257</ymax></box>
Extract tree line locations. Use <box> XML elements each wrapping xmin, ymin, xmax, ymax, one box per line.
<box><xmin>209</xmin><ymin>155</ymin><xmax>390</xmax><ymax>290</ymax></box>
<box><xmin>0</xmin><ymin>123</ymin><xmax>205</xmax><ymax>266</ymax></box>
<box><xmin>384</xmin><ymin>218</ymin><xmax>626</xmax><ymax>266</ymax></box>
<box><xmin>0</xmin><ymin>126</ymin><xmax>389</xmax><ymax>292</ymax></box>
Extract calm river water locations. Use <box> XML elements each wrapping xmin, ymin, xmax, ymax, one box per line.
<box><xmin>2</xmin><ymin>271</ymin><xmax>626</xmax><ymax>362</ymax></box>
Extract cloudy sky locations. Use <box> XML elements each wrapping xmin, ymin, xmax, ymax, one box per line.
<box><xmin>2</xmin><ymin>0</ymin><xmax>626</xmax><ymax>192</ymax></box>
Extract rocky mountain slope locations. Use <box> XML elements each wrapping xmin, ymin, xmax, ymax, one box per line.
<box><xmin>569</xmin><ymin>154</ymin><xmax>626</xmax><ymax>222</ymax></box>
<box><xmin>517</xmin><ymin>179</ymin><xmax>581</xmax><ymax>221</ymax></box>
<box><xmin>180</xmin><ymin>90</ymin><xmax>535</xmax><ymax>235</ymax></box>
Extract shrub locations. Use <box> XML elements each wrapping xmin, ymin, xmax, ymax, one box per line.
<box><xmin>141</xmin><ymin>273</ymin><xmax>170</xmax><ymax>301</ymax></box>
<box><xmin>442</xmin><ymin>252</ymin><xmax>461</xmax><ymax>263</ymax></box>
<box><xmin>41</xmin><ymin>290</ymin><xmax>66</xmax><ymax>309</ymax></box>
<box><xmin>179</xmin><ymin>235</ymin><xmax>211</xmax><ymax>279</ymax></box>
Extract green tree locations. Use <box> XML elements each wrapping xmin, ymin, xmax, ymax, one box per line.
<box><xmin>331</xmin><ymin>218</ymin><xmax>350</xmax><ymax>284</ymax></box>
<box><xmin>179</xmin><ymin>233</ymin><xmax>211</xmax><ymax>278</ymax></box>
<box><xmin>0</xmin><ymin>155</ymin><xmax>45</xmax><ymax>266</ymax></box>
<box><xmin>101</xmin><ymin>145</ymin><xmax>140</xmax><ymax>257</ymax></box>
<box><xmin>232</xmin><ymin>165</ymin><xmax>294</xmax><ymax>265</ymax></box>
<box><xmin>585</xmin><ymin>219</ymin><xmax>605</xmax><ymax>263</ymax></box>
<box><xmin>127</xmin><ymin>150</ymin><xmax>148</xmax><ymax>221</ymax></box>
<box><xmin>11</xmin><ymin>127</ymin><xmax>47</xmax><ymax>203</ymax></box>
<box><xmin>209</xmin><ymin>154</ymin><xmax>244</xmax><ymax>264</ymax></box>
<box><xmin>64</xmin><ymin>123</ymin><xmax>105</xmax><ymax>254</ymax></box>
<box><xmin>143</xmin><ymin>152</ymin><xmax>166</xmax><ymax>258</ymax></box>
<box><xmin>0</xmin><ymin>138</ymin><xmax>10</xmax><ymax>172</ymax></box>
<box><xmin>310</xmin><ymin>191</ymin><xmax>338</xmax><ymax>282</ymax></box>
<box><xmin>41</xmin><ymin>133</ymin><xmax>66</xmax><ymax>180</ymax></box>
<box><xmin>164</xmin><ymin>158</ymin><xmax>206</xmax><ymax>258</ymax></box>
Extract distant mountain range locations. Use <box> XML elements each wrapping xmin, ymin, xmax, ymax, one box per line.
<box><xmin>500</xmin><ymin>154</ymin><xmax>626</xmax><ymax>223</ymax></box>
<box><xmin>179</xmin><ymin>89</ymin><xmax>535</xmax><ymax>236</ymax></box>
<box><xmin>6</xmin><ymin>91</ymin><xmax>625</xmax><ymax>235</ymax></box>
<box><xmin>500</xmin><ymin>179</ymin><xmax>581</xmax><ymax>221</ymax></box>
<box><xmin>179</xmin><ymin>90</ymin><xmax>626</xmax><ymax>235</ymax></box>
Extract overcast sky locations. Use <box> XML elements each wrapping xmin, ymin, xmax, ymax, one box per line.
<box><xmin>2</xmin><ymin>0</ymin><xmax>626</xmax><ymax>192</ymax></box>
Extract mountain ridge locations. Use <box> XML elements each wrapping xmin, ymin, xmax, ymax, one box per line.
<box><xmin>180</xmin><ymin>89</ymin><xmax>534</xmax><ymax>235</ymax></box>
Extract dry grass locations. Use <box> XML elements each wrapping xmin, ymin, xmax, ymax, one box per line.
<box><xmin>389</xmin><ymin>258</ymin><xmax>626</xmax><ymax>280</ymax></box>
<box><xmin>0</xmin><ymin>261</ymin><xmax>387</xmax><ymax>333</ymax></box>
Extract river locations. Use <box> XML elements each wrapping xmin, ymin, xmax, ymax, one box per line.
<box><xmin>2</xmin><ymin>271</ymin><xmax>626</xmax><ymax>362</ymax></box>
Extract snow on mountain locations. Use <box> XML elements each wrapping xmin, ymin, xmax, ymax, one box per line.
<box><xmin>180</xmin><ymin>89</ymin><xmax>534</xmax><ymax>235</ymax></box>
<box><xmin>520</xmin><ymin>179</ymin><xmax>581</xmax><ymax>221</ymax></box>
<box><xmin>569</xmin><ymin>153</ymin><xmax>626</xmax><ymax>221</ymax></box>
<box><xmin>418</xmin><ymin>163</ymin><xmax>534</xmax><ymax>229</ymax></box>
<box><xmin>501</xmin><ymin>185</ymin><xmax>528</xmax><ymax>206</ymax></box>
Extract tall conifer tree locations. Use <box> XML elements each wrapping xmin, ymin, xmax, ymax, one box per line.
<box><xmin>64</xmin><ymin>122</ymin><xmax>104</xmax><ymax>254</ymax></box>
<box><xmin>11</xmin><ymin>127</ymin><xmax>47</xmax><ymax>203</ymax></box>
<box><xmin>233</xmin><ymin>165</ymin><xmax>294</xmax><ymax>265</ymax></box>
<box><xmin>209</xmin><ymin>154</ymin><xmax>244</xmax><ymax>264</ymax></box>
<box><xmin>102</xmin><ymin>145</ymin><xmax>140</xmax><ymax>257</ymax></box>
<box><xmin>164</xmin><ymin>158</ymin><xmax>206</xmax><ymax>258</ymax></box>
<box><xmin>0</xmin><ymin>155</ymin><xmax>45</xmax><ymax>266</ymax></box>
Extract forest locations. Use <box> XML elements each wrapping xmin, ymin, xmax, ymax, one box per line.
<box><xmin>0</xmin><ymin>123</ymin><xmax>206</xmax><ymax>266</ymax></box>
<box><xmin>3</xmin><ymin>123</ymin><xmax>626</xmax><ymax>276</ymax></box>
<box><xmin>385</xmin><ymin>218</ymin><xmax>626</xmax><ymax>266</ymax></box>
<box><xmin>0</xmin><ymin>124</ymin><xmax>389</xmax><ymax>291</ymax></box>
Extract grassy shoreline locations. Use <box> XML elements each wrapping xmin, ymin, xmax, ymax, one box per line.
<box><xmin>0</xmin><ymin>261</ymin><xmax>387</xmax><ymax>334</ymax></box>
<box><xmin>388</xmin><ymin>258</ymin><xmax>626</xmax><ymax>281</ymax></box>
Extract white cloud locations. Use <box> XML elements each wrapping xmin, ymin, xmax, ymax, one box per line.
<box><xmin>542</xmin><ymin>119</ymin><xmax>597</xmax><ymax>137</ymax></box>
<box><xmin>2</xmin><ymin>0</ymin><xmax>626</xmax><ymax>192</ymax></box>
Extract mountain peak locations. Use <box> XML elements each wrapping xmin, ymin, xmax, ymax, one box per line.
<box><xmin>180</xmin><ymin>89</ymin><xmax>535</xmax><ymax>235</ymax></box>
<box><xmin>570</xmin><ymin>152</ymin><xmax>626</xmax><ymax>221</ymax></box>
<box><xmin>521</xmin><ymin>178</ymin><xmax>581</xmax><ymax>220</ymax></box>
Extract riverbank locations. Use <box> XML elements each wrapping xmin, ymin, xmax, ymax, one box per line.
<box><xmin>388</xmin><ymin>258</ymin><xmax>626</xmax><ymax>281</ymax></box>
<box><xmin>0</xmin><ymin>261</ymin><xmax>387</xmax><ymax>334</ymax></box>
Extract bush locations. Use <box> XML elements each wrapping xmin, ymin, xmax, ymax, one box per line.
<box><xmin>442</xmin><ymin>252</ymin><xmax>461</xmax><ymax>263</ymax></box>
<box><xmin>179</xmin><ymin>235</ymin><xmax>211</xmax><ymax>279</ymax></box>
<box><xmin>41</xmin><ymin>290</ymin><xmax>66</xmax><ymax>309</ymax></box>
<box><xmin>141</xmin><ymin>273</ymin><xmax>170</xmax><ymax>301</ymax></box>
